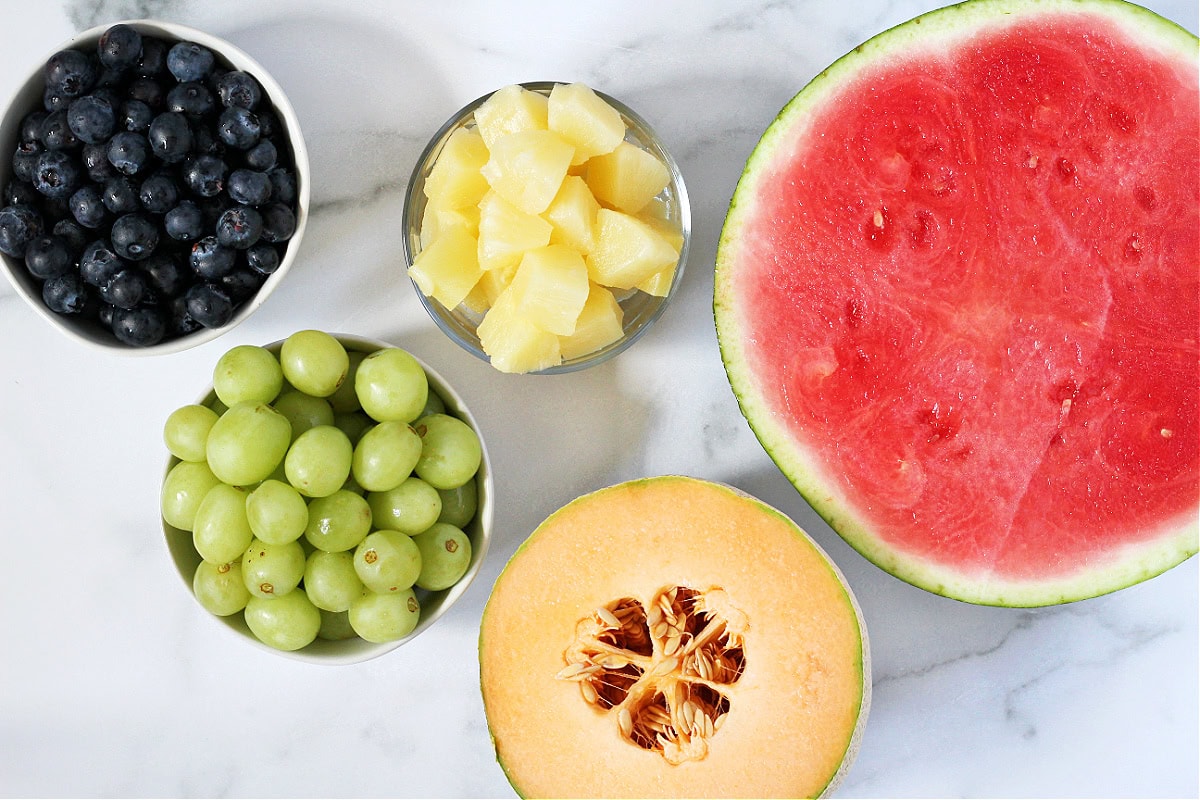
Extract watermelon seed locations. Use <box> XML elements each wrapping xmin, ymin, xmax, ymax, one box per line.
<box><xmin>1161</xmin><ymin>428</ymin><xmax>1174</xmax><ymax>439</ymax></box>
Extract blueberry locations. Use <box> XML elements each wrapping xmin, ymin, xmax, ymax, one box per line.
<box><xmin>167</xmin><ymin>42</ymin><xmax>216</xmax><ymax>83</ymax></box>
<box><xmin>98</xmin><ymin>302</ymin><xmax>116</xmax><ymax>328</ymax></box>
<box><xmin>98</xmin><ymin>24</ymin><xmax>143</xmax><ymax>71</ymax></box>
<box><xmin>190</xmin><ymin>125</ymin><xmax>225</xmax><ymax>157</ymax></box>
<box><xmin>100</xmin><ymin>267</ymin><xmax>148</xmax><ymax>308</ymax></box>
<box><xmin>52</xmin><ymin>218</ymin><xmax>89</xmax><ymax>253</ymax></box>
<box><xmin>164</xmin><ymin>200</ymin><xmax>204</xmax><ymax>241</ymax></box>
<box><xmin>79</xmin><ymin>239</ymin><xmax>124</xmax><ymax>286</ymax></box>
<box><xmin>3</xmin><ymin>179</ymin><xmax>39</xmax><ymax>207</ymax></box>
<box><xmin>106</xmin><ymin>131</ymin><xmax>151</xmax><ymax>175</ymax></box>
<box><xmin>143</xmin><ymin>251</ymin><xmax>187</xmax><ymax>296</ymax></box>
<box><xmin>69</xmin><ymin>184</ymin><xmax>108</xmax><ymax>228</ymax></box>
<box><xmin>43</xmin><ymin>86</ymin><xmax>70</xmax><ymax>114</ymax></box>
<box><xmin>256</xmin><ymin>108</ymin><xmax>281</xmax><ymax>139</ymax></box>
<box><xmin>42</xmin><ymin>273</ymin><xmax>89</xmax><ymax>314</ymax></box>
<box><xmin>227</xmin><ymin>168</ymin><xmax>272</xmax><ymax>206</ymax></box>
<box><xmin>166</xmin><ymin>81</ymin><xmax>215</xmax><ymax>119</ymax></box>
<box><xmin>146</xmin><ymin>111</ymin><xmax>193</xmax><ymax>163</ymax></box>
<box><xmin>101</xmin><ymin>175</ymin><xmax>139</xmax><ymax>215</ymax></box>
<box><xmin>217</xmin><ymin>107</ymin><xmax>261</xmax><ymax>150</ymax></box>
<box><xmin>184</xmin><ymin>282</ymin><xmax>233</xmax><ymax>328</ymax></box>
<box><xmin>215</xmin><ymin>71</ymin><xmax>262</xmax><ymax>110</ymax></box>
<box><xmin>23</xmin><ymin>234</ymin><xmax>73</xmax><ymax>279</ymax></box>
<box><xmin>189</xmin><ymin>235</ymin><xmax>236</xmax><ymax>278</ymax></box>
<box><xmin>168</xmin><ymin>294</ymin><xmax>202</xmax><ymax>335</ymax></box>
<box><xmin>110</xmin><ymin>212</ymin><xmax>159</xmax><ymax>260</ymax></box>
<box><xmin>138</xmin><ymin>171</ymin><xmax>180</xmax><ymax>214</ymax></box>
<box><xmin>11</xmin><ymin>141</ymin><xmax>42</xmax><ymax>183</ymax></box>
<box><xmin>220</xmin><ymin>267</ymin><xmax>263</xmax><ymax>302</ymax></box>
<box><xmin>43</xmin><ymin>49</ymin><xmax>97</xmax><ymax>98</ymax></box>
<box><xmin>242</xmin><ymin>139</ymin><xmax>277</xmax><ymax>171</ymax></box>
<box><xmin>267</xmin><ymin>167</ymin><xmax>296</xmax><ymax>205</ymax></box>
<box><xmin>94</xmin><ymin>67</ymin><xmax>126</xmax><ymax>90</ymax></box>
<box><xmin>32</xmin><ymin>150</ymin><xmax>81</xmax><ymax>199</ymax></box>
<box><xmin>181</xmin><ymin>154</ymin><xmax>227</xmax><ymax>197</ymax></box>
<box><xmin>245</xmin><ymin>242</ymin><xmax>281</xmax><ymax>275</ymax></box>
<box><xmin>0</xmin><ymin>205</ymin><xmax>45</xmax><ymax>257</ymax></box>
<box><xmin>66</xmin><ymin>94</ymin><xmax>117</xmax><ymax>144</ymax></box>
<box><xmin>126</xmin><ymin>76</ymin><xmax>165</xmax><ymax>110</ymax></box>
<box><xmin>215</xmin><ymin>205</ymin><xmax>262</xmax><ymax>249</ymax></box>
<box><xmin>259</xmin><ymin>202</ymin><xmax>296</xmax><ymax>243</ymax></box>
<box><xmin>19</xmin><ymin>111</ymin><xmax>49</xmax><ymax>145</ymax></box>
<box><xmin>112</xmin><ymin>305</ymin><xmax>167</xmax><ymax>346</ymax></box>
<box><xmin>40</xmin><ymin>110</ymin><xmax>80</xmax><ymax>150</ymax></box>
<box><xmin>137</xmin><ymin>36</ymin><xmax>169</xmax><ymax>77</ymax></box>
<box><xmin>81</xmin><ymin>141</ymin><xmax>117</xmax><ymax>182</ymax></box>
<box><xmin>118</xmin><ymin>98</ymin><xmax>153</xmax><ymax>132</ymax></box>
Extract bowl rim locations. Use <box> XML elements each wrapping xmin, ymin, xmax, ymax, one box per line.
<box><xmin>402</xmin><ymin>80</ymin><xmax>691</xmax><ymax>375</ymax></box>
<box><xmin>0</xmin><ymin>18</ymin><xmax>311</xmax><ymax>356</ymax></box>
<box><xmin>161</xmin><ymin>333</ymin><xmax>495</xmax><ymax>664</ymax></box>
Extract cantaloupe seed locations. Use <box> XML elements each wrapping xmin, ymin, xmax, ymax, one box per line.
<box><xmin>554</xmin><ymin>586</ymin><xmax>746</xmax><ymax>764</ymax></box>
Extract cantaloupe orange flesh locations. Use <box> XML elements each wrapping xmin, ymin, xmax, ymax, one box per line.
<box><xmin>479</xmin><ymin>477</ymin><xmax>869</xmax><ymax>799</ymax></box>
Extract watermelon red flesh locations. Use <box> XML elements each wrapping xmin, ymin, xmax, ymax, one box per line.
<box><xmin>718</xmin><ymin>2</ymin><xmax>1197</xmax><ymax>603</ymax></box>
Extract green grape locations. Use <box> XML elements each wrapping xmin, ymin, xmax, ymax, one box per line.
<box><xmin>242</xmin><ymin>537</ymin><xmax>306</xmax><ymax>599</ymax></box>
<box><xmin>418</xmin><ymin>387</ymin><xmax>446</xmax><ymax>418</ymax></box>
<box><xmin>352</xmin><ymin>420</ymin><xmax>422</xmax><ymax>493</ymax></box>
<box><xmin>367</xmin><ymin>476</ymin><xmax>441</xmax><ymax>536</ymax></box>
<box><xmin>355</xmin><ymin>347</ymin><xmax>428</xmax><ymax>423</ymax></box>
<box><xmin>328</xmin><ymin>350</ymin><xmax>367</xmax><ymax>413</ymax></box>
<box><xmin>280</xmin><ymin>330</ymin><xmax>349</xmax><ymax>398</ymax></box>
<box><xmin>349</xmin><ymin>587</ymin><xmax>421</xmax><ymax>643</ymax></box>
<box><xmin>437</xmin><ymin>479</ymin><xmax>478</xmax><ymax>528</ymax></box>
<box><xmin>244</xmin><ymin>592</ymin><xmax>321</xmax><ymax>651</ymax></box>
<box><xmin>353</xmin><ymin>530</ymin><xmax>422</xmax><ymax>593</ymax></box>
<box><xmin>206</xmin><ymin>401</ymin><xmax>292</xmax><ymax>486</ymax></box>
<box><xmin>273</xmin><ymin>390</ymin><xmax>334</xmax><ymax>441</ymax></box>
<box><xmin>163</xmin><ymin>404</ymin><xmax>219</xmax><ymax>462</ymax></box>
<box><xmin>193</xmin><ymin>483</ymin><xmax>255</xmax><ymax>564</ymax></box>
<box><xmin>413</xmin><ymin>413</ymin><xmax>482</xmax><ymax>490</ymax></box>
<box><xmin>304</xmin><ymin>550</ymin><xmax>364</xmax><ymax>612</ymax></box>
<box><xmin>245</xmin><ymin>479</ymin><xmax>309</xmax><ymax>545</ymax></box>
<box><xmin>317</xmin><ymin>609</ymin><xmax>357</xmax><ymax>641</ymax></box>
<box><xmin>161</xmin><ymin>460</ymin><xmax>222</xmax><ymax>531</ymax></box>
<box><xmin>212</xmin><ymin>344</ymin><xmax>283</xmax><ymax>406</ymax></box>
<box><xmin>193</xmin><ymin>560</ymin><xmax>251</xmax><ymax>616</ymax></box>
<box><xmin>333</xmin><ymin>411</ymin><xmax>373</xmax><ymax>445</ymax></box>
<box><xmin>285</xmin><ymin>425</ymin><xmax>353</xmax><ymax>498</ymax></box>
<box><xmin>411</xmin><ymin>522</ymin><xmax>473</xmax><ymax>591</ymax></box>
<box><xmin>304</xmin><ymin>489</ymin><xmax>372</xmax><ymax>552</ymax></box>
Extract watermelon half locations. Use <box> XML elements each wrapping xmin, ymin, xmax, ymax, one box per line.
<box><xmin>714</xmin><ymin>0</ymin><xmax>1198</xmax><ymax>606</ymax></box>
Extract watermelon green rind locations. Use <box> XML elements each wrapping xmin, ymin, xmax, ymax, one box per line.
<box><xmin>714</xmin><ymin>0</ymin><xmax>1199</xmax><ymax>607</ymax></box>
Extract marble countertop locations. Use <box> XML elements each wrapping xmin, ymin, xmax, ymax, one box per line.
<box><xmin>1</xmin><ymin>0</ymin><xmax>1196</xmax><ymax>797</ymax></box>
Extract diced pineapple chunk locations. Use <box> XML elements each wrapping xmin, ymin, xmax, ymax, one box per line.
<box><xmin>474</xmin><ymin>84</ymin><xmax>549</xmax><ymax>150</ymax></box>
<box><xmin>477</xmin><ymin>190</ymin><xmax>553</xmax><ymax>271</ymax></box>
<box><xmin>585</xmin><ymin>140</ymin><xmax>671</xmax><ymax>214</ymax></box>
<box><xmin>477</xmin><ymin>287</ymin><xmax>562</xmax><ymax>374</ymax></box>
<box><xmin>508</xmin><ymin>245</ymin><xmax>590</xmax><ymax>336</ymax></box>
<box><xmin>547</xmin><ymin>83</ymin><xmax>626</xmax><ymax>166</ymax></box>
<box><xmin>586</xmin><ymin>208</ymin><xmax>680</xmax><ymax>290</ymax></box>
<box><xmin>635</xmin><ymin>207</ymin><xmax>684</xmax><ymax>253</ymax></box>
<box><xmin>544</xmin><ymin>176</ymin><xmax>600</xmax><ymax>255</ymax></box>
<box><xmin>424</xmin><ymin>128</ymin><xmax>490</xmax><ymax>209</ymax></box>
<box><xmin>481</xmin><ymin>130</ymin><xmax>575</xmax><ymax>215</ymax></box>
<box><xmin>559</xmin><ymin>283</ymin><xmax>625</xmax><ymax>361</ymax></box>
<box><xmin>636</xmin><ymin>263</ymin><xmax>676</xmax><ymax>297</ymax></box>
<box><xmin>408</xmin><ymin>227</ymin><xmax>483</xmax><ymax>310</ymax></box>
<box><xmin>419</xmin><ymin>201</ymin><xmax>480</xmax><ymax>248</ymax></box>
<box><xmin>462</xmin><ymin>262</ymin><xmax>517</xmax><ymax>314</ymax></box>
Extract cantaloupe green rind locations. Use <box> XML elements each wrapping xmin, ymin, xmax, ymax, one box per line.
<box><xmin>714</xmin><ymin>0</ymin><xmax>1199</xmax><ymax>607</ymax></box>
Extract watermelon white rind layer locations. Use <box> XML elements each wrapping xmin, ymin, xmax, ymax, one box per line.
<box><xmin>714</xmin><ymin>0</ymin><xmax>1199</xmax><ymax>607</ymax></box>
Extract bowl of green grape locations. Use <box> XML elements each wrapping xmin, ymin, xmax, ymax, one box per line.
<box><xmin>160</xmin><ymin>330</ymin><xmax>493</xmax><ymax>663</ymax></box>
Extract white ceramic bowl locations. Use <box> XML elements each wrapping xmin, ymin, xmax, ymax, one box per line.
<box><xmin>161</xmin><ymin>334</ymin><xmax>494</xmax><ymax>664</ymax></box>
<box><xmin>0</xmin><ymin>19</ymin><xmax>310</xmax><ymax>355</ymax></box>
<box><xmin>403</xmin><ymin>81</ymin><xmax>690</xmax><ymax>374</ymax></box>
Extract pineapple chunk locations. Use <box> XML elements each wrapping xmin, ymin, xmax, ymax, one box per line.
<box><xmin>481</xmin><ymin>129</ymin><xmax>575</xmax><ymax>215</ymax></box>
<box><xmin>419</xmin><ymin>201</ymin><xmax>480</xmax><ymax>248</ymax></box>
<box><xmin>408</xmin><ymin>227</ymin><xmax>483</xmax><ymax>310</ymax></box>
<box><xmin>477</xmin><ymin>287</ymin><xmax>562</xmax><ymax>374</ymax></box>
<box><xmin>635</xmin><ymin>207</ymin><xmax>684</xmax><ymax>253</ymax></box>
<box><xmin>586</xmin><ymin>208</ymin><xmax>679</xmax><ymax>290</ymax></box>
<box><xmin>474</xmin><ymin>84</ymin><xmax>549</xmax><ymax>150</ymax></box>
<box><xmin>635</xmin><ymin>263</ymin><xmax>676</xmax><ymax>297</ymax></box>
<box><xmin>462</xmin><ymin>262</ymin><xmax>518</xmax><ymax>314</ymax></box>
<box><xmin>544</xmin><ymin>176</ymin><xmax>600</xmax><ymax>254</ymax></box>
<box><xmin>547</xmin><ymin>82</ymin><xmax>626</xmax><ymax>166</ymax></box>
<box><xmin>476</xmin><ymin>190</ymin><xmax>553</xmax><ymax>271</ymax></box>
<box><xmin>509</xmin><ymin>245</ymin><xmax>590</xmax><ymax>336</ymax></box>
<box><xmin>559</xmin><ymin>283</ymin><xmax>625</xmax><ymax>361</ymax></box>
<box><xmin>424</xmin><ymin>128</ymin><xmax>490</xmax><ymax>209</ymax></box>
<box><xmin>585</xmin><ymin>141</ymin><xmax>671</xmax><ymax>214</ymax></box>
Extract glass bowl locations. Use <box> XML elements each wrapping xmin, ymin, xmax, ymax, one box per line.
<box><xmin>402</xmin><ymin>81</ymin><xmax>690</xmax><ymax>374</ymax></box>
<box><xmin>0</xmin><ymin>19</ymin><xmax>309</xmax><ymax>355</ymax></box>
<box><xmin>161</xmin><ymin>333</ymin><xmax>493</xmax><ymax>664</ymax></box>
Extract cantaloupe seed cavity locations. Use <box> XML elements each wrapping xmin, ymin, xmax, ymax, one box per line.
<box><xmin>554</xmin><ymin>585</ymin><xmax>748</xmax><ymax>765</ymax></box>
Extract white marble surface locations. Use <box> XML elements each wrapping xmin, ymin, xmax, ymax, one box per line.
<box><xmin>1</xmin><ymin>0</ymin><xmax>1197</xmax><ymax>797</ymax></box>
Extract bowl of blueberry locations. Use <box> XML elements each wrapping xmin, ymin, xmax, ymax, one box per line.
<box><xmin>0</xmin><ymin>20</ymin><xmax>309</xmax><ymax>353</ymax></box>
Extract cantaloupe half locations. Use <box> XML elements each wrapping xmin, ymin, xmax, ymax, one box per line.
<box><xmin>479</xmin><ymin>476</ymin><xmax>870</xmax><ymax>799</ymax></box>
